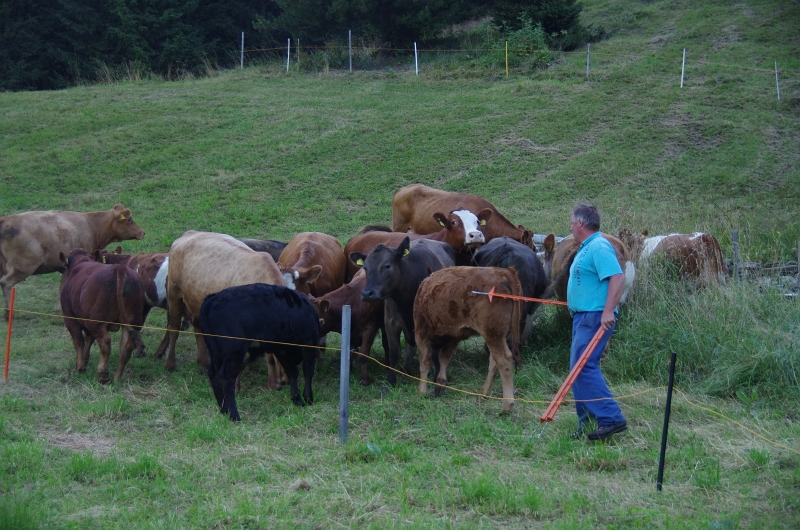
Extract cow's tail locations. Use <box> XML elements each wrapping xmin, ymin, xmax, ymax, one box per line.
<box><xmin>506</xmin><ymin>268</ymin><xmax>522</xmax><ymax>369</ymax></box>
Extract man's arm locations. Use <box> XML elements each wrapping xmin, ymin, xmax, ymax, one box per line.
<box><xmin>601</xmin><ymin>273</ymin><xmax>625</xmax><ymax>330</ymax></box>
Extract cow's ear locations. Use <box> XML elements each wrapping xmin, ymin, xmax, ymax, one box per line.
<box><xmin>319</xmin><ymin>300</ymin><xmax>330</xmax><ymax>313</ymax></box>
<box><xmin>641</xmin><ymin>230</ymin><xmax>648</xmax><ymax>237</ymax></box>
<box><xmin>304</xmin><ymin>265</ymin><xmax>323</xmax><ymax>285</ymax></box>
<box><xmin>397</xmin><ymin>236</ymin><xmax>411</xmax><ymax>258</ymax></box>
<box><xmin>349</xmin><ymin>252</ymin><xmax>367</xmax><ymax>267</ymax></box>
<box><xmin>113</xmin><ymin>246</ymin><xmax>122</xmax><ymax>254</ymax></box>
<box><xmin>117</xmin><ymin>209</ymin><xmax>131</xmax><ymax>221</ymax></box>
<box><xmin>59</xmin><ymin>252</ymin><xmax>68</xmax><ymax>267</ymax></box>
<box><xmin>544</xmin><ymin>234</ymin><xmax>555</xmax><ymax>253</ymax></box>
<box><xmin>432</xmin><ymin>212</ymin><xmax>447</xmax><ymax>227</ymax></box>
<box><xmin>477</xmin><ymin>208</ymin><xmax>493</xmax><ymax>226</ymax></box>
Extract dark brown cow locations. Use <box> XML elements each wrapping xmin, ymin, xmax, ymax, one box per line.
<box><xmin>237</xmin><ymin>238</ymin><xmax>289</xmax><ymax>264</ymax></box>
<box><xmin>392</xmin><ymin>184</ymin><xmax>534</xmax><ymax>248</ymax></box>
<box><xmin>343</xmin><ymin>210</ymin><xmax>487</xmax><ymax>281</ymax></box>
<box><xmin>541</xmin><ymin>233</ymin><xmax>636</xmax><ymax>304</ymax></box>
<box><xmin>93</xmin><ymin>249</ymin><xmax>192</xmax><ymax>356</ymax></box>
<box><xmin>310</xmin><ymin>268</ymin><xmax>387</xmax><ymax>386</ymax></box>
<box><xmin>277</xmin><ymin>232</ymin><xmax>346</xmax><ymax>296</ymax></box>
<box><xmin>414</xmin><ymin>266</ymin><xmax>522</xmax><ymax>413</ymax></box>
<box><xmin>0</xmin><ymin>204</ymin><xmax>145</xmax><ymax>318</ymax></box>
<box><xmin>159</xmin><ymin>231</ymin><xmax>287</xmax><ymax>390</ymax></box>
<box><xmin>59</xmin><ymin>248</ymin><xmax>146</xmax><ymax>384</ymax></box>
<box><xmin>618</xmin><ymin>230</ymin><xmax>729</xmax><ymax>286</ymax></box>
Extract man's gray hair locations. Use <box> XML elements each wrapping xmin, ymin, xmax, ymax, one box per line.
<box><xmin>571</xmin><ymin>204</ymin><xmax>601</xmax><ymax>231</ymax></box>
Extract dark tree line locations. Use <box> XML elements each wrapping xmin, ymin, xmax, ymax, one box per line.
<box><xmin>0</xmin><ymin>0</ymin><xmax>598</xmax><ymax>91</ymax></box>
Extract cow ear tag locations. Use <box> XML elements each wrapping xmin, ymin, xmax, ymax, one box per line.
<box><xmin>65</xmin><ymin>257</ymin><xmax>69</xmax><ymax>266</ymax></box>
<box><xmin>356</xmin><ymin>258</ymin><xmax>364</xmax><ymax>266</ymax></box>
<box><xmin>403</xmin><ymin>249</ymin><xmax>410</xmax><ymax>257</ymax></box>
<box><xmin>438</xmin><ymin>220</ymin><xmax>445</xmax><ymax>227</ymax></box>
<box><xmin>102</xmin><ymin>257</ymin><xmax>106</xmax><ymax>264</ymax></box>
<box><xmin>119</xmin><ymin>214</ymin><xmax>126</xmax><ymax>220</ymax></box>
<box><xmin>480</xmin><ymin>219</ymin><xmax>486</xmax><ymax>226</ymax></box>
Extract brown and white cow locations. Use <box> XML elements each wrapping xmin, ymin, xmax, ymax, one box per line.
<box><xmin>414</xmin><ymin>266</ymin><xmax>522</xmax><ymax>413</ymax></box>
<box><xmin>310</xmin><ymin>268</ymin><xmax>387</xmax><ymax>386</ymax></box>
<box><xmin>0</xmin><ymin>204</ymin><xmax>145</xmax><ymax>318</ymax></box>
<box><xmin>392</xmin><ymin>184</ymin><xmax>534</xmax><ymax>248</ymax></box>
<box><xmin>541</xmin><ymin>233</ymin><xmax>636</xmax><ymax>304</ymax></box>
<box><xmin>277</xmin><ymin>232</ymin><xmax>346</xmax><ymax>296</ymax></box>
<box><xmin>59</xmin><ymin>248</ymin><xmax>146</xmax><ymax>384</ymax></box>
<box><xmin>618</xmin><ymin>229</ymin><xmax>729</xmax><ymax>286</ymax></box>
<box><xmin>343</xmin><ymin>210</ymin><xmax>486</xmax><ymax>281</ymax></box>
<box><xmin>158</xmin><ymin>231</ymin><xmax>287</xmax><ymax>389</ymax></box>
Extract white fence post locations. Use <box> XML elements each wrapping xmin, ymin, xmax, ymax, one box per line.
<box><xmin>286</xmin><ymin>38</ymin><xmax>290</xmax><ymax>72</ymax></box>
<box><xmin>240</xmin><ymin>32</ymin><xmax>244</xmax><ymax>69</ymax></box>
<box><xmin>775</xmin><ymin>62</ymin><xmax>781</xmax><ymax>101</ymax></box>
<box><xmin>680</xmin><ymin>48</ymin><xmax>686</xmax><ymax>88</ymax></box>
<box><xmin>414</xmin><ymin>42</ymin><xmax>418</xmax><ymax>75</ymax></box>
<box><xmin>349</xmin><ymin>30</ymin><xmax>352</xmax><ymax>72</ymax></box>
<box><xmin>586</xmin><ymin>43</ymin><xmax>590</xmax><ymax>77</ymax></box>
<box><xmin>339</xmin><ymin>305</ymin><xmax>351</xmax><ymax>445</ymax></box>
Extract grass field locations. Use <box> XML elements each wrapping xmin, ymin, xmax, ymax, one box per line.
<box><xmin>1</xmin><ymin>0</ymin><xmax>799</xmax><ymax>527</ymax></box>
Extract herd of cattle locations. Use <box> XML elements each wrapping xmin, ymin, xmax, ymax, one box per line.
<box><xmin>0</xmin><ymin>185</ymin><xmax>730</xmax><ymax>420</ymax></box>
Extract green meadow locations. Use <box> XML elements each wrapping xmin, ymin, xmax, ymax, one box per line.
<box><xmin>1</xmin><ymin>0</ymin><xmax>798</xmax><ymax>527</ymax></box>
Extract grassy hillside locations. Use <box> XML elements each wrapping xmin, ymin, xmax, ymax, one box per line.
<box><xmin>1</xmin><ymin>0</ymin><xmax>798</xmax><ymax>527</ymax></box>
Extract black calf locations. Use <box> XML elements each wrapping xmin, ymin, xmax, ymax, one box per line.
<box><xmin>199</xmin><ymin>283</ymin><xmax>320</xmax><ymax>421</ymax></box>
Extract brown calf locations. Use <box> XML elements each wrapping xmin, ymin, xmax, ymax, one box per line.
<box><xmin>277</xmin><ymin>232</ymin><xmax>346</xmax><ymax>296</ymax></box>
<box><xmin>414</xmin><ymin>266</ymin><xmax>522</xmax><ymax>413</ymax></box>
<box><xmin>59</xmin><ymin>248</ymin><xmax>145</xmax><ymax>384</ymax></box>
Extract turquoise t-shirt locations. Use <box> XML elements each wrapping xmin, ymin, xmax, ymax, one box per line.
<box><xmin>567</xmin><ymin>232</ymin><xmax>623</xmax><ymax>315</ymax></box>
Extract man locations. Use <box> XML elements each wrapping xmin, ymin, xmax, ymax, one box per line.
<box><xmin>567</xmin><ymin>204</ymin><xmax>628</xmax><ymax>440</ymax></box>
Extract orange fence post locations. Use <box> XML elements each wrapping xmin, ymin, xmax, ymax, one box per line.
<box><xmin>4</xmin><ymin>287</ymin><xmax>16</xmax><ymax>382</ymax></box>
<box><xmin>538</xmin><ymin>326</ymin><xmax>607</xmax><ymax>428</ymax></box>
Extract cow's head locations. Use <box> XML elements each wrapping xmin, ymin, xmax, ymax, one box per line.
<box><xmin>92</xmin><ymin>248</ymin><xmax>130</xmax><ymax>265</ymax></box>
<box><xmin>433</xmin><ymin>209</ymin><xmax>487</xmax><ymax>250</ymax></box>
<box><xmin>59</xmin><ymin>248</ymin><xmax>94</xmax><ymax>272</ymax></box>
<box><xmin>310</xmin><ymin>298</ymin><xmax>338</xmax><ymax>335</ymax></box>
<box><xmin>109</xmin><ymin>204</ymin><xmax>145</xmax><ymax>242</ymax></box>
<box><xmin>541</xmin><ymin>234</ymin><xmax>557</xmax><ymax>280</ymax></box>
<box><xmin>518</xmin><ymin>225</ymin><xmax>535</xmax><ymax>249</ymax></box>
<box><xmin>352</xmin><ymin>236</ymin><xmax>411</xmax><ymax>302</ymax></box>
<box><xmin>617</xmin><ymin>229</ymin><xmax>647</xmax><ymax>261</ymax></box>
<box><xmin>278</xmin><ymin>264</ymin><xmax>323</xmax><ymax>295</ymax></box>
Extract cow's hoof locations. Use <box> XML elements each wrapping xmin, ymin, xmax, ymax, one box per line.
<box><xmin>98</xmin><ymin>374</ymin><xmax>110</xmax><ymax>385</ymax></box>
<box><xmin>360</xmin><ymin>377</ymin><xmax>372</xmax><ymax>387</ymax></box>
<box><xmin>292</xmin><ymin>399</ymin><xmax>306</xmax><ymax>407</ymax></box>
<box><xmin>433</xmin><ymin>383</ymin><xmax>447</xmax><ymax>397</ymax></box>
<box><xmin>499</xmin><ymin>408</ymin><xmax>513</xmax><ymax>416</ymax></box>
<box><xmin>165</xmin><ymin>364</ymin><xmax>177</xmax><ymax>372</ymax></box>
<box><xmin>77</xmin><ymin>367</ymin><xmax>87</xmax><ymax>374</ymax></box>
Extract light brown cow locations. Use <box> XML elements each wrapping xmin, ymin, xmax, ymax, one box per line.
<box><xmin>618</xmin><ymin>229</ymin><xmax>729</xmax><ymax>286</ymax></box>
<box><xmin>0</xmin><ymin>204</ymin><xmax>145</xmax><ymax>318</ymax></box>
<box><xmin>413</xmin><ymin>266</ymin><xmax>522</xmax><ymax>413</ymax></box>
<box><xmin>392</xmin><ymin>184</ymin><xmax>534</xmax><ymax>248</ymax></box>
<box><xmin>159</xmin><ymin>231</ymin><xmax>287</xmax><ymax>389</ymax></box>
<box><xmin>277</xmin><ymin>232</ymin><xmax>346</xmax><ymax>296</ymax></box>
<box><xmin>541</xmin><ymin>233</ymin><xmax>636</xmax><ymax>304</ymax></box>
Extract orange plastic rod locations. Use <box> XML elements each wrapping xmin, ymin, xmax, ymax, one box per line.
<box><xmin>539</xmin><ymin>326</ymin><xmax>607</xmax><ymax>423</ymax></box>
<box><xmin>471</xmin><ymin>286</ymin><xmax>568</xmax><ymax>306</ymax></box>
<box><xmin>4</xmin><ymin>287</ymin><xmax>16</xmax><ymax>382</ymax></box>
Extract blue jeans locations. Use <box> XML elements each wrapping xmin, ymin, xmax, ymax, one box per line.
<box><xmin>570</xmin><ymin>311</ymin><xmax>626</xmax><ymax>427</ymax></box>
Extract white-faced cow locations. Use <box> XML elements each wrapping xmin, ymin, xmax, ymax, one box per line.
<box><xmin>392</xmin><ymin>184</ymin><xmax>534</xmax><ymax>248</ymax></box>
<box><xmin>414</xmin><ymin>266</ymin><xmax>522</xmax><ymax>413</ymax></box>
<box><xmin>343</xmin><ymin>210</ymin><xmax>484</xmax><ymax>281</ymax></box>
<box><xmin>59</xmin><ymin>248</ymin><xmax>146</xmax><ymax>384</ymax></box>
<box><xmin>0</xmin><ymin>204</ymin><xmax>145</xmax><ymax>319</ymax></box>
<box><xmin>618</xmin><ymin>229</ymin><xmax>729</xmax><ymax>287</ymax></box>
<box><xmin>200</xmin><ymin>283</ymin><xmax>320</xmax><ymax>422</ymax></box>
<box><xmin>541</xmin><ymin>233</ymin><xmax>636</xmax><ymax>305</ymax></box>
<box><xmin>350</xmin><ymin>237</ymin><xmax>455</xmax><ymax>386</ymax></box>
<box><xmin>159</xmin><ymin>231</ymin><xmax>287</xmax><ymax>390</ymax></box>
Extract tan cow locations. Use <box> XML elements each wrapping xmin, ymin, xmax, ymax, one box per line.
<box><xmin>277</xmin><ymin>232</ymin><xmax>346</xmax><ymax>296</ymax></box>
<box><xmin>541</xmin><ymin>233</ymin><xmax>636</xmax><ymax>305</ymax></box>
<box><xmin>0</xmin><ymin>204</ymin><xmax>145</xmax><ymax>319</ymax></box>
<box><xmin>392</xmin><ymin>184</ymin><xmax>534</xmax><ymax>248</ymax></box>
<box><xmin>618</xmin><ymin>229</ymin><xmax>729</xmax><ymax>286</ymax></box>
<box><xmin>158</xmin><ymin>231</ymin><xmax>288</xmax><ymax>389</ymax></box>
<box><xmin>414</xmin><ymin>266</ymin><xmax>522</xmax><ymax>413</ymax></box>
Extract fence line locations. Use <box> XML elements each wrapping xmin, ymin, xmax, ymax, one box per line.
<box><xmin>6</xmin><ymin>306</ymin><xmax>798</xmax><ymax>455</ymax></box>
